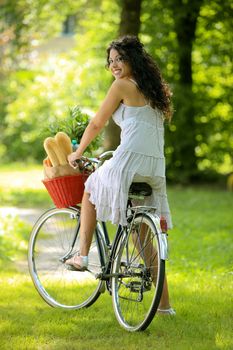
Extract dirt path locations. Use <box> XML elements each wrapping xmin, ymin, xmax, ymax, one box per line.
<box><xmin>0</xmin><ymin>207</ymin><xmax>44</xmax><ymax>225</ymax></box>
<box><xmin>0</xmin><ymin>207</ymin><xmax>44</xmax><ymax>272</ymax></box>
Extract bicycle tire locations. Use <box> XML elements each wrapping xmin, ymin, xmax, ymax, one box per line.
<box><xmin>28</xmin><ymin>207</ymin><xmax>106</xmax><ymax>310</ymax></box>
<box><xmin>111</xmin><ymin>212</ymin><xmax>165</xmax><ymax>331</ymax></box>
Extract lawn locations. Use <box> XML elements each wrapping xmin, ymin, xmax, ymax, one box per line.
<box><xmin>0</xmin><ymin>165</ymin><xmax>232</xmax><ymax>349</ymax></box>
<box><xmin>0</xmin><ymin>163</ymin><xmax>52</xmax><ymax>208</ymax></box>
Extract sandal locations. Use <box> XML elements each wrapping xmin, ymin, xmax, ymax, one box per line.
<box><xmin>65</xmin><ymin>255</ymin><xmax>88</xmax><ymax>271</ymax></box>
<box><xmin>157</xmin><ymin>308</ymin><xmax>176</xmax><ymax>315</ymax></box>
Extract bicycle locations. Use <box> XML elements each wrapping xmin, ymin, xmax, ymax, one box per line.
<box><xmin>28</xmin><ymin>151</ymin><xmax>169</xmax><ymax>332</ymax></box>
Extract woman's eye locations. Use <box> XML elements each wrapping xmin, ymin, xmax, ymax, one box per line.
<box><xmin>108</xmin><ymin>57</ymin><xmax>123</xmax><ymax>65</ymax></box>
<box><xmin>116</xmin><ymin>57</ymin><xmax>123</xmax><ymax>62</ymax></box>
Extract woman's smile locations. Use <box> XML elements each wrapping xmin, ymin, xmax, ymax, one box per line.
<box><xmin>109</xmin><ymin>48</ymin><xmax>132</xmax><ymax>79</ymax></box>
<box><xmin>112</xmin><ymin>68</ymin><xmax>122</xmax><ymax>77</ymax></box>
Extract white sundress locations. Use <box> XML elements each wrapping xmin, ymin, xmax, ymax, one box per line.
<box><xmin>85</xmin><ymin>101</ymin><xmax>172</xmax><ymax>229</ymax></box>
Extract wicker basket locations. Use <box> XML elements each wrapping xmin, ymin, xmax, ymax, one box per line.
<box><xmin>42</xmin><ymin>173</ymin><xmax>89</xmax><ymax>208</ymax></box>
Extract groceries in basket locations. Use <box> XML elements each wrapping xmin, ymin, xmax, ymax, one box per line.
<box><xmin>42</xmin><ymin>132</ymin><xmax>88</xmax><ymax>208</ymax></box>
<box><xmin>43</xmin><ymin>131</ymin><xmax>79</xmax><ymax>178</ymax></box>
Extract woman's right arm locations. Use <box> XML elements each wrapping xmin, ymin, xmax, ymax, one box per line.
<box><xmin>68</xmin><ymin>79</ymin><xmax>125</xmax><ymax>166</ymax></box>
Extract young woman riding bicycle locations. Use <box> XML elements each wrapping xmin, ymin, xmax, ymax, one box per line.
<box><xmin>66</xmin><ymin>35</ymin><xmax>174</xmax><ymax>315</ymax></box>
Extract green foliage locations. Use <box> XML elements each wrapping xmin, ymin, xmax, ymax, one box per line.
<box><xmin>0</xmin><ymin>215</ymin><xmax>30</xmax><ymax>266</ymax></box>
<box><xmin>165</xmin><ymin>85</ymin><xmax>198</xmax><ymax>183</ymax></box>
<box><xmin>1</xmin><ymin>0</ymin><xmax>119</xmax><ymax>163</ymax></box>
<box><xmin>2</xmin><ymin>63</ymin><xmax>103</xmax><ymax>161</ymax></box>
<box><xmin>140</xmin><ymin>0</ymin><xmax>178</xmax><ymax>81</ymax></box>
<box><xmin>47</xmin><ymin>105</ymin><xmax>89</xmax><ymax>138</ymax></box>
<box><xmin>0</xmin><ymin>0</ymin><xmax>232</xmax><ymax>181</ymax></box>
<box><xmin>45</xmin><ymin>105</ymin><xmax>102</xmax><ymax>154</ymax></box>
<box><xmin>141</xmin><ymin>0</ymin><xmax>233</xmax><ymax>180</ymax></box>
<box><xmin>192</xmin><ymin>0</ymin><xmax>233</xmax><ymax>175</ymax></box>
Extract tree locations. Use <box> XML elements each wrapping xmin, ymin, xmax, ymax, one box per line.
<box><xmin>0</xmin><ymin>0</ymin><xmax>81</xmax><ymax>160</ymax></box>
<box><xmin>118</xmin><ymin>0</ymin><xmax>142</xmax><ymax>37</ymax></box>
<box><xmin>160</xmin><ymin>0</ymin><xmax>203</xmax><ymax>182</ymax></box>
<box><xmin>1</xmin><ymin>0</ymin><xmax>232</xmax><ymax>181</ymax></box>
<box><xmin>0</xmin><ymin>0</ymin><xmax>119</xmax><ymax>162</ymax></box>
<box><xmin>165</xmin><ymin>0</ymin><xmax>232</xmax><ymax>182</ymax></box>
<box><xmin>104</xmin><ymin>0</ymin><xmax>143</xmax><ymax>151</ymax></box>
<box><xmin>192</xmin><ymin>0</ymin><xmax>233</xmax><ymax>178</ymax></box>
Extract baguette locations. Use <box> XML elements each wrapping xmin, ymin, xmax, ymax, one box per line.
<box><xmin>55</xmin><ymin>132</ymin><xmax>72</xmax><ymax>159</ymax></box>
<box><xmin>44</xmin><ymin>137</ymin><xmax>67</xmax><ymax>166</ymax></box>
<box><xmin>43</xmin><ymin>157</ymin><xmax>52</xmax><ymax>167</ymax></box>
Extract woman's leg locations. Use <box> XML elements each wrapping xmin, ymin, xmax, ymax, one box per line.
<box><xmin>131</xmin><ymin>223</ymin><xmax>171</xmax><ymax>310</ymax></box>
<box><xmin>65</xmin><ymin>192</ymin><xmax>96</xmax><ymax>269</ymax></box>
<box><xmin>159</xmin><ymin>276</ymin><xmax>171</xmax><ymax>309</ymax></box>
<box><xmin>79</xmin><ymin>192</ymin><xmax>97</xmax><ymax>256</ymax></box>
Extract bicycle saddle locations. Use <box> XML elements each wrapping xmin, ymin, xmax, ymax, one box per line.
<box><xmin>129</xmin><ymin>182</ymin><xmax>152</xmax><ymax>197</ymax></box>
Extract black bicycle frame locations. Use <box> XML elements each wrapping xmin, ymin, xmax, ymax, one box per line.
<box><xmin>67</xmin><ymin>209</ymin><xmax>127</xmax><ymax>280</ymax></box>
<box><xmin>96</xmin><ymin>224</ymin><xmax>126</xmax><ymax>280</ymax></box>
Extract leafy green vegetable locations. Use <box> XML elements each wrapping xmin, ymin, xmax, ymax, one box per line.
<box><xmin>44</xmin><ymin>105</ymin><xmax>102</xmax><ymax>154</ymax></box>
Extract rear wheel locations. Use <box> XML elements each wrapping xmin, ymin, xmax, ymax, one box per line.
<box><xmin>28</xmin><ymin>207</ymin><xmax>106</xmax><ymax>309</ymax></box>
<box><xmin>111</xmin><ymin>213</ymin><xmax>165</xmax><ymax>331</ymax></box>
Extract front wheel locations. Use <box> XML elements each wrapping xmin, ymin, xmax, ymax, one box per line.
<box><xmin>111</xmin><ymin>213</ymin><xmax>165</xmax><ymax>331</ymax></box>
<box><xmin>28</xmin><ymin>207</ymin><xmax>106</xmax><ymax>310</ymax></box>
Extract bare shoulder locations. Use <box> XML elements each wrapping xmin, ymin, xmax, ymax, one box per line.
<box><xmin>111</xmin><ymin>78</ymin><xmax>135</xmax><ymax>95</ymax></box>
<box><xmin>111</xmin><ymin>78</ymin><xmax>134</xmax><ymax>91</ymax></box>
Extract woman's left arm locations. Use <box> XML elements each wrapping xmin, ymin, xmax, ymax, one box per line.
<box><xmin>68</xmin><ymin>79</ymin><xmax>124</xmax><ymax>165</ymax></box>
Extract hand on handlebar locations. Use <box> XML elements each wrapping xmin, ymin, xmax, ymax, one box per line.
<box><xmin>68</xmin><ymin>150</ymin><xmax>114</xmax><ymax>170</ymax></box>
<box><xmin>68</xmin><ymin>151</ymin><xmax>83</xmax><ymax>169</ymax></box>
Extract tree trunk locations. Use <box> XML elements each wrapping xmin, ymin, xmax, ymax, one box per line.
<box><xmin>118</xmin><ymin>0</ymin><xmax>142</xmax><ymax>37</ymax></box>
<box><xmin>104</xmin><ymin>0</ymin><xmax>142</xmax><ymax>151</ymax></box>
<box><xmin>167</xmin><ymin>0</ymin><xmax>203</xmax><ymax>182</ymax></box>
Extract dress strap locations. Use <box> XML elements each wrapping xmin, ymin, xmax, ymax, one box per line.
<box><xmin>128</xmin><ymin>78</ymin><xmax>138</xmax><ymax>86</ymax></box>
<box><xmin>128</xmin><ymin>78</ymin><xmax>149</xmax><ymax>106</ymax></box>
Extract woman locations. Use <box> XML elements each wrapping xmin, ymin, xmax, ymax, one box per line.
<box><xmin>66</xmin><ymin>35</ymin><xmax>175</xmax><ymax>314</ymax></box>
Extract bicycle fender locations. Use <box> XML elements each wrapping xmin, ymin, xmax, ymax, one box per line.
<box><xmin>144</xmin><ymin>212</ymin><xmax>169</xmax><ymax>261</ymax></box>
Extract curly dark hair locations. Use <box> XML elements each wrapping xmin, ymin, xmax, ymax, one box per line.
<box><xmin>106</xmin><ymin>35</ymin><xmax>172</xmax><ymax>121</ymax></box>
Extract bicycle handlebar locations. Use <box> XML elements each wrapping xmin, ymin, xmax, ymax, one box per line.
<box><xmin>98</xmin><ymin>150</ymin><xmax>114</xmax><ymax>160</ymax></box>
<box><xmin>75</xmin><ymin>150</ymin><xmax>114</xmax><ymax>172</ymax></box>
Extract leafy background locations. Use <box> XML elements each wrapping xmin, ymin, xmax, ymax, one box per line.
<box><xmin>0</xmin><ymin>0</ymin><xmax>232</xmax><ymax>181</ymax></box>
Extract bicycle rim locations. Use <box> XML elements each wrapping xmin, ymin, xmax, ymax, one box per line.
<box><xmin>28</xmin><ymin>207</ymin><xmax>105</xmax><ymax>309</ymax></box>
<box><xmin>112</xmin><ymin>214</ymin><xmax>165</xmax><ymax>331</ymax></box>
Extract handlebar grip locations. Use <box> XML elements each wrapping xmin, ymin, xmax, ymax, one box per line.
<box><xmin>98</xmin><ymin>150</ymin><xmax>114</xmax><ymax>160</ymax></box>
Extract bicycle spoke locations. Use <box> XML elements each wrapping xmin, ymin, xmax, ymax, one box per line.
<box><xmin>112</xmin><ymin>213</ymin><xmax>165</xmax><ymax>331</ymax></box>
<box><xmin>28</xmin><ymin>208</ymin><xmax>106</xmax><ymax>309</ymax></box>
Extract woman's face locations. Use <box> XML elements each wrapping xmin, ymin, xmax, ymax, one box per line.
<box><xmin>108</xmin><ymin>49</ymin><xmax>132</xmax><ymax>80</ymax></box>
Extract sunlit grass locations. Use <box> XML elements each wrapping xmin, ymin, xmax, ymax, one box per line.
<box><xmin>0</xmin><ymin>166</ymin><xmax>232</xmax><ymax>349</ymax></box>
<box><xmin>0</xmin><ymin>163</ymin><xmax>51</xmax><ymax>207</ymax></box>
<box><xmin>0</xmin><ymin>188</ymin><xmax>52</xmax><ymax>208</ymax></box>
<box><xmin>0</xmin><ymin>269</ymin><xmax>232</xmax><ymax>350</ymax></box>
<box><xmin>0</xmin><ymin>163</ymin><xmax>44</xmax><ymax>189</ymax></box>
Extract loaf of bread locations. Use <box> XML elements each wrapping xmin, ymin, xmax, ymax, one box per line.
<box><xmin>44</xmin><ymin>137</ymin><xmax>67</xmax><ymax>166</ymax></box>
<box><xmin>43</xmin><ymin>157</ymin><xmax>52</xmax><ymax>167</ymax></box>
<box><xmin>55</xmin><ymin>132</ymin><xmax>72</xmax><ymax>159</ymax></box>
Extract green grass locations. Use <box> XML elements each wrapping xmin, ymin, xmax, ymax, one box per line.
<box><xmin>0</xmin><ymin>270</ymin><xmax>232</xmax><ymax>350</ymax></box>
<box><xmin>0</xmin><ymin>165</ymin><xmax>232</xmax><ymax>349</ymax></box>
<box><xmin>0</xmin><ymin>188</ymin><xmax>52</xmax><ymax>208</ymax></box>
<box><xmin>0</xmin><ymin>162</ymin><xmax>52</xmax><ymax>208</ymax></box>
